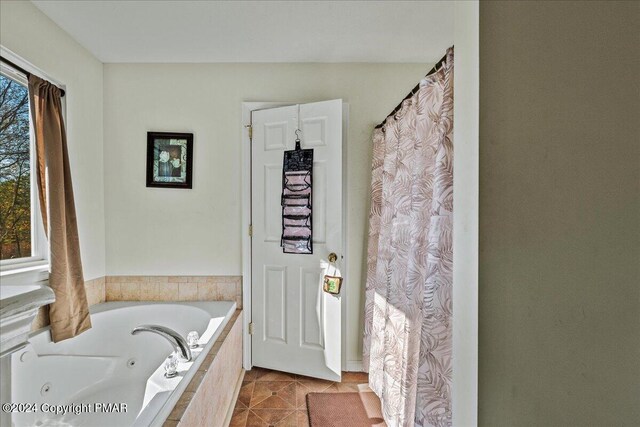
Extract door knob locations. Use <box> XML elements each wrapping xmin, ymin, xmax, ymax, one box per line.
<box><xmin>328</xmin><ymin>253</ymin><xmax>338</xmax><ymax>263</ymax></box>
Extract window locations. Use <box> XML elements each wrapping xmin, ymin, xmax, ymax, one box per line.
<box><xmin>0</xmin><ymin>60</ymin><xmax>47</xmax><ymax>269</ymax></box>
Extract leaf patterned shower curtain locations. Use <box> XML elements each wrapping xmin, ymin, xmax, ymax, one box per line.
<box><xmin>363</xmin><ymin>48</ymin><xmax>453</xmax><ymax>427</ymax></box>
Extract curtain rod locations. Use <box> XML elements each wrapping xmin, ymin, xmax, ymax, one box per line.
<box><xmin>0</xmin><ymin>56</ymin><xmax>66</xmax><ymax>97</ymax></box>
<box><xmin>374</xmin><ymin>51</ymin><xmax>449</xmax><ymax>130</ymax></box>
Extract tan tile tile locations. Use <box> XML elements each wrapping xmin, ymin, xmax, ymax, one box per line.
<box><xmin>296</xmin><ymin>378</ymin><xmax>333</xmax><ymax>392</ymax></box>
<box><xmin>148</xmin><ymin>276</ymin><xmax>169</xmax><ymax>283</ymax></box>
<box><xmin>210</xmin><ymin>340</ymin><xmax>223</xmax><ymax>355</ymax></box>
<box><xmin>201</xmin><ymin>352</ymin><xmax>216</xmax><ymax>368</ymax></box>
<box><xmin>91</xmin><ymin>285</ymin><xmax>103</xmax><ymax>305</ymax></box>
<box><xmin>217</xmin><ymin>283</ymin><xmax>237</xmax><ymax>300</ymax></box>
<box><xmin>236</xmin><ymin>279</ymin><xmax>243</xmax><ymax>296</ymax></box>
<box><xmin>238</xmin><ymin>381</ymin><xmax>254</xmax><ymax>408</ymax></box>
<box><xmin>178</xmin><ymin>283</ymin><xmax>198</xmax><ymax>301</ymax></box>
<box><xmin>250</xmin><ymin>409</ymin><xmax>294</xmax><ymax>426</ymax></box>
<box><xmin>178</xmin><ymin>396</ymin><xmax>206</xmax><ymax>427</ymax></box>
<box><xmin>249</xmin><ymin>367</ymin><xmax>274</xmax><ymax>381</ymax></box>
<box><xmin>157</xmin><ymin>284</ymin><xmax>179</xmax><ymax>301</ymax></box>
<box><xmin>250</xmin><ymin>381</ymin><xmax>295</xmax><ymax>408</ymax></box>
<box><xmin>84</xmin><ymin>277</ymin><xmax>98</xmax><ymax>287</ymax></box>
<box><xmin>106</xmin><ymin>276</ymin><xmax>126</xmax><ymax>283</ymax></box>
<box><xmin>84</xmin><ymin>283</ymin><xmax>98</xmax><ymax>306</ymax></box>
<box><xmin>245</xmin><ymin>410</ymin><xmax>269</xmax><ymax>427</ymax></box>
<box><xmin>326</xmin><ymin>382</ymin><xmax>359</xmax><ymax>393</ymax></box>
<box><xmin>185</xmin><ymin>370</ymin><xmax>206</xmax><ymax>393</ymax></box>
<box><xmin>96</xmin><ymin>279</ymin><xmax>106</xmax><ymax>303</ymax></box>
<box><xmin>168</xmin><ymin>276</ymin><xmax>187</xmax><ymax>283</ymax></box>
<box><xmin>252</xmin><ymin>382</ymin><xmax>296</xmax><ymax>409</ymax></box>
<box><xmin>120</xmin><ymin>276</ymin><xmax>148</xmax><ymax>283</ymax></box>
<box><xmin>252</xmin><ymin>396</ymin><xmax>293</xmax><ymax>411</ymax></box>
<box><xmin>341</xmin><ymin>371</ymin><xmax>369</xmax><ymax>383</ymax></box>
<box><xmin>276</xmin><ymin>410</ymin><xmax>300</xmax><ymax>427</ymax></box>
<box><xmin>230</xmin><ymin>408</ymin><xmax>249</xmax><ymax>427</ymax></box>
<box><xmin>197</xmin><ymin>283</ymin><xmax>217</xmax><ymax>301</ymax></box>
<box><xmin>218</xmin><ymin>329</ymin><xmax>230</xmax><ymax>341</ymax></box>
<box><xmin>162</xmin><ymin>420</ymin><xmax>179</xmax><ymax>427</ymax></box>
<box><xmin>188</xmin><ymin>276</ymin><xmax>209</xmax><ymax>283</ymax></box>
<box><xmin>105</xmin><ymin>282</ymin><xmax>122</xmax><ymax>301</ymax></box>
<box><xmin>275</xmin><ymin>382</ymin><xmax>297</xmax><ymax>407</ymax></box>
<box><xmin>236</xmin><ymin>296</ymin><xmax>243</xmax><ymax>309</ymax></box>
<box><xmin>120</xmin><ymin>283</ymin><xmax>141</xmax><ymax>300</ymax></box>
<box><xmin>244</xmin><ymin>369</ymin><xmax>259</xmax><ymax>382</ymax></box>
<box><xmin>295</xmin><ymin>383</ymin><xmax>310</xmax><ymax>410</ymax></box>
<box><xmin>167</xmin><ymin>391</ymin><xmax>195</xmax><ymax>421</ymax></box>
<box><xmin>140</xmin><ymin>283</ymin><xmax>159</xmax><ymax>301</ymax></box>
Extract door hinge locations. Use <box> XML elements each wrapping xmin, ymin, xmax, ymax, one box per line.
<box><xmin>245</xmin><ymin>124</ymin><xmax>253</xmax><ymax>141</ymax></box>
<box><xmin>248</xmin><ymin>322</ymin><xmax>254</xmax><ymax>335</ymax></box>
<box><xmin>248</xmin><ymin>224</ymin><xmax>253</xmax><ymax>237</ymax></box>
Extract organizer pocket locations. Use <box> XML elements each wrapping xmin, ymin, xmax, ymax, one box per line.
<box><xmin>282</xmin><ymin>237</ymin><xmax>313</xmax><ymax>254</ymax></box>
<box><xmin>284</xmin><ymin>171</ymin><xmax>312</xmax><ymax>192</ymax></box>
<box><xmin>282</xmin><ymin>194</ymin><xmax>311</xmax><ymax>208</ymax></box>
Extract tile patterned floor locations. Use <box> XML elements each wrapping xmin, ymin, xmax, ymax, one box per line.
<box><xmin>230</xmin><ymin>368</ymin><xmax>372</xmax><ymax>427</ymax></box>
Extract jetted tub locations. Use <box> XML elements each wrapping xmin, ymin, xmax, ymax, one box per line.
<box><xmin>9</xmin><ymin>301</ymin><xmax>237</xmax><ymax>427</ymax></box>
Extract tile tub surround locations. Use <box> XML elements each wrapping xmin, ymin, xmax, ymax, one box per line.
<box><xmin>105</xmin><ymin>276</ymin><xmax>243</xmax><ymax>308</ymax></box>
<box><xmin>30</xmin><ymin>275</ymin><xmax>241</xmax><ymax>331</ymax></box>
<box><xmin>163</xmin><ymin>309</ymin><xmax>243</xmax><ymax>427</ymax></box>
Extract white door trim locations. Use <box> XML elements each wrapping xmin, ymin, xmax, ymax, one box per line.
<box><xmin>241</xmin><ymin>102</ymin><xmax>294</xmax><ymax>370</ymax></box>
<box><xmin>453</xmin><ymin>1</ymin><xmax>479</xmax><ymax>425</ymax></box>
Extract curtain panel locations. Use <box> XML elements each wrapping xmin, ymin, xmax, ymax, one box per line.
<box><xmin>363</xmin><ymin>48</ymin><xmax>454</xmax><ymax>427</ymax></box>
<box><xmin>28</xmin><ymin>75</ymin><xmax>91</xmax><ymax>342</ymax></box>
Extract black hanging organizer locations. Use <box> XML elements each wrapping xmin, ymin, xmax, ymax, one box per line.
<box><xmin>281</xmin><ymin>130</ymin><xmax>313</xmax><ymax>254</ymax></box>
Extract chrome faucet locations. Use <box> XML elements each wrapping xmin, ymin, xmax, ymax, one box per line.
<box><xmin>131</xmin><ymin>325</ymin><xmax>192</xmax><ymax>361</ymax></box>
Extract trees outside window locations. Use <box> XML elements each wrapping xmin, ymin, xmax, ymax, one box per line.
<box><xmin>0</xmin><ymin>73</ymin><xmax>32</xmax><ymax>260</ymax></box>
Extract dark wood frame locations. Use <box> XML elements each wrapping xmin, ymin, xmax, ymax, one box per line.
<box><xmin>146</xmin><ymin>131</ymin><xmax>193</xmax><ymax>189</ymax></box>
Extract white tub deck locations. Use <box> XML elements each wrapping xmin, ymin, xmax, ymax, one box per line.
<box><xmin>10</xmin><ymin>301</ymin><xmax>236</xmax><ymax>427</ymax></box>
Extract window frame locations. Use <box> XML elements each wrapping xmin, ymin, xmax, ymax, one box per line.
<box><xmin>0</xmin><ymin>55</ymin><xmax>51</xmax><ymax>281</ymax></box>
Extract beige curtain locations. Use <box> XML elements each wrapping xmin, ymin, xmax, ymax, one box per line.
<box><xmin>363</xmin><ymin>48</ymin><xmax>454</xmax><ymax>427</ymax></box>
<box><xmin>28</xmin><ymin>75</ymin><xmax>91</xmax><ymax>342</ymax></box>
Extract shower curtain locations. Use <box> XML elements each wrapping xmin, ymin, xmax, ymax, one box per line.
<box><xmin>363</xmin><ymin>48</ymin><xmax>453</xmax><ymax>427</ymax></box>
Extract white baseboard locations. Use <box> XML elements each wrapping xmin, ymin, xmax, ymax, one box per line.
<box><xmin>345</xmin><ymin>361</ymin><xmax>364</xmax><ymax>372</ymax></box>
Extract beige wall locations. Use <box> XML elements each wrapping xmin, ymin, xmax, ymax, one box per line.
<box><xmin>103</xmin><ymin>62</ymin><xmax>430</xmax><ymax>366</ymax></box>
<box><xmin>479</xmin><ymin>2</ymin><xmax>640</xmax><ymax>426</ymax></box>
<box><xmin>0</xmin><ymin>1</ymin><xmax>105</xmax><ymax>280</ymax></box>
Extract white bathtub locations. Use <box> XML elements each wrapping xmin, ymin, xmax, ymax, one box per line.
<box><xmin>9</xmin><ymin>301</ymin><xmax>237</xmax><ymax>427</ymax></box>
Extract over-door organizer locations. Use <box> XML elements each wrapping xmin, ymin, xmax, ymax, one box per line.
<box><xmin>281</xmin><ymin>130</ymin><xmax>313</xmax><ymax>254</ymax></box>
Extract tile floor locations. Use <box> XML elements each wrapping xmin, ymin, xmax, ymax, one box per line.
<box><xmin>230</xmin><ymin>367</ymin><xmax>373</xmax><ymax>427</ymax></box>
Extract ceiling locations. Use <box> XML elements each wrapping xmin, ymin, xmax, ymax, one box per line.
<box><xmin>31</xmin><ymin>0</ymin><xmax>454</xmax><ymax>63</ymax></box>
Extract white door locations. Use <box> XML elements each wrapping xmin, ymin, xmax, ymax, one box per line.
<box><xmin>251</xmin><ymin>100</ymin><xmax>343</xmax><ymax>381</ymax></box>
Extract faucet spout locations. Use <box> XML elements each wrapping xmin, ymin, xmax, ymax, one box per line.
<box><xmin>131</xmin><ymin>325</ymin><xmax>192</xmax><ymax>361</ymax></box>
